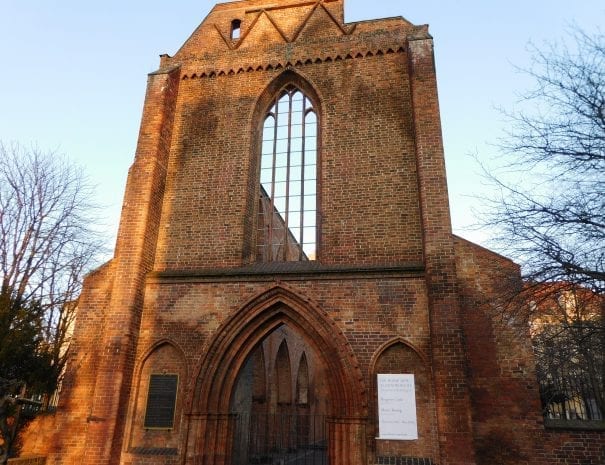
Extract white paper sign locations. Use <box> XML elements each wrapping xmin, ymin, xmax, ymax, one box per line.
<box><xmin>377</xmin><ymin>374</ymin><xmax>418</xmax><ymax>440</ymax></box>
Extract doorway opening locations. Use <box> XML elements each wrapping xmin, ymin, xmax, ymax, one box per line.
<box><xmin>230</xmin><ymin>324</ymin><xmax>328</xmax><ymax>465</ymax></box>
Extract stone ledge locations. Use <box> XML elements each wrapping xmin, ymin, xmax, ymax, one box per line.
<box><xmin>148</xmin><ymin>262</ymin><xmax>425</xmax><ymax>283</ymax></box>
<box><xmin>544</xmin><ymin>419</ymin><xmax>605</xmax><ymax>431</ymax></box>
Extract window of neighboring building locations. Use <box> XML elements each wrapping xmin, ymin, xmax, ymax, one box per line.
<box><xmin>144</xmin><ymin>374</ymin><xmax>178</xmax><ymax>429</ymax></box>
<box><xmin>257</xmin><ymin>86</ymin><xmax>318</xmax><ymax>262</ymax></box>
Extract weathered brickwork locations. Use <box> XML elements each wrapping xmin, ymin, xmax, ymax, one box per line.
<box><xmin>454</xmin><ymin>236</ymin><xmax>604</xmax><ymax>465</ymax></box>
<box><xmin>20</xmin><ymin>1</ymin><xmax>603</xmax><ymax>465</ymax></box>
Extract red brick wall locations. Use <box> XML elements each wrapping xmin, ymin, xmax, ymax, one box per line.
<box><xmin>20</xmin><ymin>2</ymin><xmax>603</xmax><ymax>465</ymax></box>
<box><xmin>454</xmin><ymin>236</ymin><xmax>605</xmax><ymax>465</ymax></box>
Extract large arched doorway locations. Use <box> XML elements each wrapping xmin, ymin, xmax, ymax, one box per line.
<box><xmin>186</xmin><ymin>286</ymin><xmax>367</xmax><ymax>465</ymax></box>
<box><xmin>231</xmin><ymin>322</ymin><xmax>329</xmax><ymax>464</ymax></box>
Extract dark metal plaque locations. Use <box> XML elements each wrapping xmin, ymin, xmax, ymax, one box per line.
<box><xmin>144</xmin><ymin>374</ymin><xmax>178</xmax><ymax>429</ymax></box>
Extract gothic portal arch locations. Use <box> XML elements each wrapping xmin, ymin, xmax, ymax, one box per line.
<box><xmin>185</xmin><ymin>285</ymin><xmax>367</xmax><ymax>465</ymax></box>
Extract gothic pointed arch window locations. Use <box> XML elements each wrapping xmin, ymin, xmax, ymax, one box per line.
<box><xmin>257</xmin><ymin>85</ymin><xmax>318</xmax><ymax>262</ymax></box>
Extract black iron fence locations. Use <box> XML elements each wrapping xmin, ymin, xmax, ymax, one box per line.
<box><xmin>538</xmin><ymin>374</ymin><xmax>604</xmax><ymax>422</ymax></box>
<box><xmin>232</xmin><ymin>413</ymin><xmax>327</xmax><ymax>465</ymax></box>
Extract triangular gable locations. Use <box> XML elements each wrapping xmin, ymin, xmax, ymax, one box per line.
<box><xmin>265</xmin><ymin>4</ymin><xmax>316</xmax><ymax>41</ymax></box>
<box><xmin>293</xmin><ymin>2</ymin><xmax>349</xmax><ymax>42</ymax></box>
<box><xmin>237</xmin><ymin>11</ymin><xmax>288</xmax><ymax>49</ymax></box>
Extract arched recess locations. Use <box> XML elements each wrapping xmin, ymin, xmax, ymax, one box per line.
<box><xmin>275</xmin><ymin>340</ymin><xmax>293</xmax><ymax>405</ymax></box>
<box><xmin>127</xmin><ymin>340</ymin><xmax>187</xmax><ymax>454</ymax></box>
<box><xmin>369</xmin><ymin>338</ymin><xmax>438</xmax><ymax>463</ymax></box>
<box><xmin>296</xmin><ymin>352</ymin><xmax>309</xmax><ymax>406</ymax></box>
<box><xmin>185</xmin><ymin>285</ymin><xmax>367</xmax><ymax>465</ymax></box>
<box><xmin>243</xmin><ymin>69</ymin><xmax>324</xmax><ymax>263</ymax></box>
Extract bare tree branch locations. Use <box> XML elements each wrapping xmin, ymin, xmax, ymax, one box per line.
<box><xmin>479</xmin><ymin>28</ymin><xmax>604</xmax><ymax>423</ymax></box>
<box><xmin>0</xmin><ymin>142</ymin><xmax>105</xmax><ymax>462</ymax></box>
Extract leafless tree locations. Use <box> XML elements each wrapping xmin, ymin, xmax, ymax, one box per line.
<box><xmin>0</xmin><ymin>142</ymin><xmax>104</xmax><ymax>462</ymax></box>
<box><xmin>480</xmin><ymin>28</ymin><xmax>604</xmax><ymax>421</ymax></box>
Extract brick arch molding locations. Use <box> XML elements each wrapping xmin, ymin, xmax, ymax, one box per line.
<box><xmin>188</xmin><ymin>284</ymin><xmax>367</xmax><ymax>417</ymax></box>
<box><xmin>369</xmin><ymin>336</ymin><xmax>430</xmax><ymax>373</ymax></box>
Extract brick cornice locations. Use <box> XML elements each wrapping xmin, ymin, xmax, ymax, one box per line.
<box><xmin>180</xmin><ymin>45</ymin><xmax>406</xmax><ymax>80</ymax></box>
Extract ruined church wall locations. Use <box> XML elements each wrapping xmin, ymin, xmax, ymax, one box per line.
<box><xmin>454</xmin><ymin>236</ymin><xmax>605</xmax><ymax>465</ymax></box>
<box><xmin>151</xmin><ymin>0</ymin><xmax>425</xmax><ymax>271</ymax></box>
<box><xmin>119</xmin><ymin>274</ymin><xmax>439</xmax><ymax>465</ymax></box>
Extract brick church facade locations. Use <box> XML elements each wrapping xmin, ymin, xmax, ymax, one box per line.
<box><xmin>22</xmin><ymin>1</ymin><xmax>604</xmax><ymax>464</ymax></box>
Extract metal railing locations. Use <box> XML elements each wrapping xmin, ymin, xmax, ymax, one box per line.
<box><xmin>232</xmin><ymin>413</ymin><xmax>327</xmax><ymax>465</ymax></box>
<box><xmin>538</xmin><ymin>374</ymin><xmax>603</xmax><ymax>422</ymax></box>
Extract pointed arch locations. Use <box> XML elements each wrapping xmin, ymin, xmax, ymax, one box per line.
<box><xmin>243</xmin><ymin>70</ymin><xmax>324</xmax><ymax>263</ymax></box>
<box><xmin>369</xmin><ymin>337</ymin><xmax>429</xmax><ymax>373</ymax></box>
<box><xmin>126</xmin><ymin>340</ymin><xmax>187</xmax><ymax>452</ymax></box>
<box><xmin>251</xmin><ymin>345</ymin><xmax>267</xmax><ymax>402</ymax></box>
<box><xmin>369</xmin><ymin>338</ymin><xmax>437</xmax><ymax>460</ymax></box>
<box><xmin>137</xmin><ymin>338</ymin><xmax>188</xmax><ymax>370</ymax></box>
<box><xmin>296</xmin><ymin>352</ymin><xmax>309</xmax><ymax>405</ymax></box>
<box><xmin>275</xmin><ymin>340</ymin><xmax>292</xmax><ymax>404</ymax></box>
<box><xmin>189</xmin><ymin>285</ymin><xmax>365</xmax><ymax>417</ymax></box>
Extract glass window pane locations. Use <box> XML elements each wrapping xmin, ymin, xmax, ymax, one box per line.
<box><xmin>290</xmin><ymin>165</ymin><xmax>303</xmax><ymax>181</ymax></box>
<box><xmin>304</xmin><ymin>150</ymin><xmax>317</xmax><ymax>165</ymax></box>
<box><xmin>303</xmin><ymin>226</ymin><xmax>316</xmax><ymax>244</ymax></box>
<box><xmin>291</xmin><ymin>123</ymin><xmax>303</xmax><ymax>138</ymax></box>
<box><xmin>262</xmin><ymin>140</ymin><xmax>274</xmax><ymax>154</ymax></box>
<box><xmin>292</xmin><ymin>91</ymin><xmax>303</xmax><ymax>102</ymax></box>
<box><xmin>303</xmin><ymin>243</ymin><xmax>316</xmax><ymax>259</ymax></box>
<box><xmin>303</xmin><ymin>211</ymin><xmax>316</xmax><ymax>228</ymax></box>
<box><xmin>292</xmin><ymin>98</ymin><xmax>303</xmax><ymax>112</ymax></box>
<box><xmin>290</xmin><ymin>151</ymin><xmax>302</xmax><ymax>167</ymax></box>
<box><xmin>261</xmin><ymin>153</ymin><xmax>273</xmax><ymax>168</ymax></box>
<box><xmin>289</xmin><ymin>181</ymin><xmax>302</xmax><ymax>197</ymax></box>
<box><xmin>275</xmin><ymin>152</ymin><xmax>288</xmax><ymax>168</ymax></box>
<box><xmin>305</xmin><ymin>111</ymin><xmax>317</xmax><ymax>124</ymax></box>
<box><xmin>260</xmin><ymin>168</ymin><xmax>272</xmax><ymax>184</ymax></box>
<box><xmin>277</xmin><ymin>110</ymin><xmax>289</xmax><ymax>128</ymax></box>
<box><xmin>278</xmin><ymin>93</ymin><xmax>290</xmax><ymax>107</ymax></box>
<box><xmin>291</xmin><ymin>109</ymin><xmax>303</xmax><ymax>126</ymax></box>
<box><xmin>274</xmin><ymin>197</ymin><xmax>286</xmax><ymax>212</ymax></box>
<box><xmin>288</xmin><ymin>211</ymin><xmax>301</xmax><ymax>227</ymax></box>
<box><xmin>304</xmin><ymin>164</ymin><xmax>316</xmax><ymax>180</ymax></box>
<box><xmin>275</xmin><ymin>139</ymin><xmax>288</xmax><ymax>154</ymax></box>
<box><xmin>289</xmin><ymin>195</ymin><xmax>301</xmax><ymax>212</ymax></box>
<box><xmin>287</xmin><ymin>225</ymin><xmax>300</xmax><ymax>239</ymax></box>
<box><xmin>274</xmin><ymin>181</ymin><xmax>287</xmax><ymax>197</ymax></box>
<box><xmin>291</xmin><ymin>137</ymin><xmax>303</xmax><ymax>152</ymax></box>
<box><xmin>305</xmin><ymin>136</ymin><xmax>317</xmax><ymax>150</ymax></box>
<box><xmin>275</xmin><ymin>167</ymin><xmax>287</xmax><ymax>183</ymax></box>
<box><xmin>277</xmin><ymin>125</ymin><xmax>288</xmax><ymax>140</ymax></box>
<box><xmin>303</xmin><ymin>179</ymin><xmax>316</xmax><ymax>195</ymax></box>
<box><xmin>302</xmin><ymin>194</ymin><xmax>316</xmax><ymax>211</ymax></box>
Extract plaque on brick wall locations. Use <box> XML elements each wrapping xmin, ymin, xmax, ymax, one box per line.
<box><xmin>377</xmin><ymin>374</ymin><xmax>418</xmax><ymax>440</ymax></box>
<box><xmin>144</xmin><ymin>374</ymin><xmax>178</xmax><ymax>429</ymax></box>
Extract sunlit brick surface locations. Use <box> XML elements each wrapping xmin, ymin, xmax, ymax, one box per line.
<box><xmin>20</xmin><ymin>2</ymin><xmax>603</xmax><ymax>465</ymax></box>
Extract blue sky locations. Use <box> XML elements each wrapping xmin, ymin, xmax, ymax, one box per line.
<box><xmin>1</xmin><ymin>0</ymin><xmax>603</xmax><ymax>253</ymax></box>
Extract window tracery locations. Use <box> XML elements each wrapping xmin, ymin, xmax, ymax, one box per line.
<box><xmin>257</xmin><ymin>86</ymin><xmax>317</xmax><ymax>262</ymax></box>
